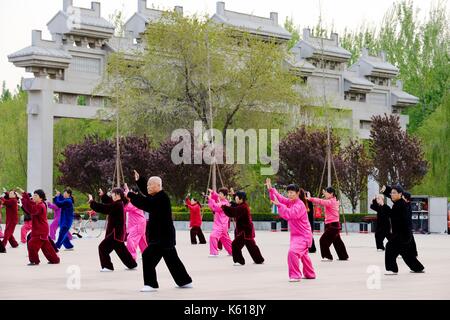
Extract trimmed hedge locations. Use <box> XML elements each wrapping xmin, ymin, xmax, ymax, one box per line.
<box><xmin>3</xmin><ymin>205</ymin><xmax>376</xmax><ymax>223</ymax></box>
<box><xmin>173</xmin><ymin>212</ymin><xmax>276</xmax><ymax>222</ymax></box>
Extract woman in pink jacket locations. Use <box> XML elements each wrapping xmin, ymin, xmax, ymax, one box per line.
<box><xmin>207</xmin><ymin>188</ymin><xmax>233</xmax><ymax>257</ymax></box>
<box><xmin>267</xmin><ymin>178</ymin><xmax>316</xmax><ymax>282</ymax></box>
<box><xmin>307</xmin><ymin>187</ymin><xmax>349</xmax><ymax>261</ymax></box>
<box><xmin>123</xmin><ymin>184</ymin><xmax>147</xmax><ymax>260</ymax></box>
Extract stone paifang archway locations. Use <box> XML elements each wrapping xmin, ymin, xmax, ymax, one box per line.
<box><xmin>8</xmin><ymin>0</ymin><xmax>418</xmax><ymax>212</ymax></box>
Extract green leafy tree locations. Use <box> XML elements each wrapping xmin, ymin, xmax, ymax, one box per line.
<box><xmin>0</xmin><ymin>90</ymin><xmax>27</xmax><ymax>188</ymax></box>
<box><xmin>337</xmin><ymin>139</ymin><xmax>373</xmax><ymax>213</ymax></box>
<box><xmin>1</xmin><ymin>81</ymin><xmax>12</xmax><ymax>102</ymax></box>
<box><xmin>284</xmin><ymin>16</ymin><xmax>300</xmax><ymax>50</ymax></box>
<box><xmin>412</xmin><ymin>92</ymin><xmax>450</xmax><ymax>197</ymax></box>
<box><xmin>100</xmin><ymin>11</ymin><xmax>306</xmax><ymax>142</ymax></box>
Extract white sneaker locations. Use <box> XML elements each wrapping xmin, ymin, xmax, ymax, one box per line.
<box><xmin>289</xmin><ymin>278</ymin><xmax>300</xmax><ymax>282</ymax></box>
<box><xmin>140</xmin><ymin>285</ymin><xmax>157</xmax><ymax>292</ymax></box>
<box><xmin>384</xmin><ymin>271</ymin><xmax>398</xmax><ymax>275</ymax></box>
<box><xmin>177</xmin><ymin>282</ymin><xmax>193</xmax><ymax>289</ymax></box>
<box><xmin>321</xmin><ymin>258</ymin><xmax>333</xmax><ymax>262</ymax></box>
<box><xmin>233</xmin><ymin>262</ymin><xmax>243</xmax><ymax>266</ymax></box>
<box><xmin>100</xmin><ymin>268</ymin><xmax>113</xmax><ymax>272</ymax></box>
<box><xmin>410</xmin><ymin>270</ymin><xmax>425</xmax><ymax>273</ymax></box>
<box><xmin>208</xmin><ymin>254</ymin><xmax>219</xmax><ymax>258</ymax></box>
<box><xmin>377</xmin><ymin>249</ymin><xmax>384</xmax><ymax>252</ymax></box>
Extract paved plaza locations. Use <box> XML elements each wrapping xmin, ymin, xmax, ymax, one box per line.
<box><xmin>1</xmin><ymin>227</ymin><xmax>449</xmax><ymax>300</ymax></box>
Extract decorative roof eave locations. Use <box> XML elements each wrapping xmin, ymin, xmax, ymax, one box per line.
<box><xmin>367</xmin><ymin>68</ymin><xmax>398</xmax><ymax>78</ymax></box>
<box><xmin>8</xmin><ymin>54</ymin><xmax>71</xmax><ymax>70</ymax></box>
<box><xmin>358</xmin><ymin>49</ymin><xmax>399</xmax><ymax>78</ymax></box>
<box><xmin>297</xmin><ymin>29</ymin><xmax>351</xmax><ymax>62</ymax></box>
<box><xmin>344</xmin><ymin>81</ymin><xmax>374</xmax><ymax>94</ymax></box>
<box><xmin>310</xmin><ymin>51</ymin><xmax>350</xmax><ymax>63</ymax></box>
<box><xmin>391</xmin><ymin>90</ymin><xmax>419</xmax><ymax>107</ymax></box>
<box><xmin>8</xmin><ymin>30</ymin><xmax>72</xmax><ymax>70</ymax></box>
<box><xmin>47</xmin><ymin>3</ymin><xmax>115</xmax><ymax>40</ymax></box>
<box><xmin>211</xmin><ymin>2</ymin><xmax>291</xmax><ymax>42</ymax></box>
<box><xmin>124</xmin><ymin>2</ymin><xmax>184</xmax><ymax>39</ymax></box>
<box><xmin>343</xmin><ymin>74</ymin><xmax>374</xmax><ymax>93</ymax></box>
<box><xmin>285</xmin><ymin>58</ymin><xmax>315</xmax><ymax>76</ymax></box>
<box><xmin>211</xmin><ymin>14</ymin><xmax>291</xmax><ymax>41</ymax></box>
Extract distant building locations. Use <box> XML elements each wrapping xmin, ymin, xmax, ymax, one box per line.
<box><xmin>8</xmin><ymin>0</ymin><xmax>418</xmax><ymax>212</ymax></box>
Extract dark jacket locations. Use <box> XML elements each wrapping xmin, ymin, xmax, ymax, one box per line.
<box><xmin>89</xmin><ymin>195</ymin><xmax>127</xmax><ymax>242</ymax></box>
<box><xmin>127</xmin><ymin>177</ymin><xmax>176</xmax><ymax>248</ymax></box>
<box><xmin>382</xmin><ymin>185</ymin><xmax>413</xmax><ymax>242</ymax></box>
<box><xmin>53</xmin><ymin>194</ymin><xmax>74</xmax><ymax>228</ymax></box>
<box><xmin>370</xmin><ymin>199</ymin><xmax>391</xmax><ymax>232</ymax></box>
<box><xmin>222</xmin><ymin>202</ymin><xmax>255</xmax><ymax>239</ymax></box>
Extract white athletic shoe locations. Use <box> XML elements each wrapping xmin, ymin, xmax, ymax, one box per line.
<box><xmin>100</xmin><ymin>268</ymin><xmax>113</xmax><ymax>272</ymax></box>
<box><xmin>177</xmin><ymin>282</ymin><xmax>193</xmax><ymax>289</ymax></box>
<box><xmin>377</xmin><ymin>249</ymin><xmax>384</xmax><ymax>252</ymax></box>
<box><xmin>321</xmin><ymin>258</ymin><xmax>333</xmax><ymax>262</ymax></box>
<box><xmin>140</xmin><ymin>285</ymin><xmax>157</xmax><ymax>292</ymax></box>
<box><xmin>384</xmin><ymin>271</ymin><xmax>398</xmax><ymax>275</ymax></box>
<box><xmin>208</xmin><ymin>254</ymin><xmax>219</xmax><ymax>258</ymax></box>
<box><xmin>410</xmin><ymin>270</ymin><xmax>425</xmax><ymax>273</ymax></box>
<box><xmin>289</xmin><ymin>278</ymin><xmax>300</xmax><ymax>282</ymax></box>
<box><xmin>233</xmin><ymin>262</ymin><xmax>243</xmax><ymax>266</ymax></box>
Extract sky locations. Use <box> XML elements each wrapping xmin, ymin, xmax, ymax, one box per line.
<box><xmin>0</xmin><ymin>0</ymin><xmax>438</xmax><ymax>92</ymax></box>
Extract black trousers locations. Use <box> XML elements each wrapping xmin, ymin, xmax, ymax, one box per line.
<box><xmin>385</xmin><ymin>238</ymin><xmax>424</xmax><ymax>273</ymax></box>
<box><xmin>411</xmin><ymin>235</ymin><xmax>418</xmax><ymax>257</ymax></box>
<box><xmin>309</xmin><ymin>238</ymin><xmax>317</xmax><ymax>253</ymax></box>
<box><xmin>319</xmin><ymin>222</ymin><xmax>349</xmax><ymax>260</ymax></box>
<box><xmin>232</xmin><ymin>232</ymin><xmax>265</xmax><ymax>265</ymax></box>
<box><xmin>375</xmin><ymin>228</ymin><xmax>391</xmax><ymax>250</ymax></box>
<box><xmin>99</xmin><ymin>235</ymin><xmax>137</xmax><ymax>270</ymax></box>
<box><xmin>0</xmin><ymin>240</ymin><xmax>5</xmax><ymax>253</ymax></box>
<box><xmin>142</xmin><ymin>244</ymin><xmax>192</xmax><ymax>288</ymax></box>
<box><xmin>190</xmin><ymin>226</ymin><xmax>206</xmax><ymax>244</ymax></box>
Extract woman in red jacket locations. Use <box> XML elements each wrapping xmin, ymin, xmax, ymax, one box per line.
<box><xmin>185</xmin><ymin>195</ymin><xmax>206</xmax><ymax>245</ymax></box>
<box><xmin>18</xmin><ymin>189</ymin><xmax>60</xmax><ymax>265</ymax></box>
<box><xmin>0</xmin><ymin>190</ymin><xmax>19</xmax><ymax>250</ymax></box>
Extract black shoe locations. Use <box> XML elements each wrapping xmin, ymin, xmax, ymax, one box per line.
<box><xmin>27</xmin><ymin>262</ymin><xmax>39</xmax><ymax>266</ymax></box>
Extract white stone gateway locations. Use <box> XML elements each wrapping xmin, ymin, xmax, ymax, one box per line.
<box><xmin>8</xmin><ymin>0</ymin><xmax>418</xmax><ymax>212</ymax></box>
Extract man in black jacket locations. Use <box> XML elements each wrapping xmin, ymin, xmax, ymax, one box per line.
<box><xmin>127</xmin><ymin>170</ymin><xmax>193</xmax><ymax>292</ymax></box>
<box><xmin>381</xmin><ymin>185</ymin><xmax>424</xmax><ymax>275</ymax></box>
<box><xmin>370</xmin><ymin>194</ymin><xmax>391</xmax><ymax>251</ymax></box>
<box><xmin>403</xmin><ymin>192</ymin><xmax>418</xmax><ymax>257</ymax></box>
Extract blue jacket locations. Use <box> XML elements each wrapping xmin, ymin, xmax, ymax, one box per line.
<box><xmin>53</xmin><ymin>194</ymin><xmax>74</xmax><ymax>228</ymax></box>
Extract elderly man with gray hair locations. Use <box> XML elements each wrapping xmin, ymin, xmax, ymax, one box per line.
<box><xmin>127</xmin><ymin>170</ymin><xmax>193</xmax><ymax>292</ymax></box>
